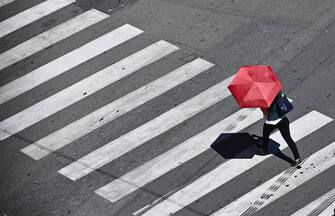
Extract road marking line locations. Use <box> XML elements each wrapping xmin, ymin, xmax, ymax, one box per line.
<box><xmin>0</xmin><ymin>40</ymin><xmax>177</xmax><ymax>141</ymax></box>
<box><xmin>291</xmin><ymin>187</ymin><xmax>335</xmax><ymax>216</ymax></box>
<box><xmin>96</xmin><ymin>106</ymin><xmax>262</xmax><ymax>203</ymax></box>
<box><xmin>133</xmin><ymin>111</ymin><xmax>333</xmax><ymax>215</ymax></box>
<box><xmin>18</xmin><ymin>41</ymin><xmax>180</xmax><ymax>159</ymax></box>
<box><xmin>238</xmin><ymin>160</ymin><xmax>307</xmax><ymax>216</ymax></box>
<box><xmin>21</xmin><ymin>58</ymin><xmax>213</xmax><ymax>163</ymax></box>
<box><xmin>0</xmin><ymin>24</ymin><xmax>143</xmax><ymax>105</ymax></box>
<box><xmin>56</xmin><ymin>58</ymin><xmax>214</xmax><ymax>180</ymax></box>
<box><xmin>0</xmin><ymin>9</ymin><xmax>108</xmax><ymax>72</ymax></box>
<box><xmin>318</xmin><ymin>202</ymin><xmax>335</xmax><ymax>216</ymax></box>
<box><xmin>213</xmin><ymin>141</ymin><xmax>335</xmax><ymax>216</ymax></box>
<box><xmin>98</xmin><ymin>99</ymin><xmax>291</xmax><ymax>204</ymax></box>
<box><xmin>0</xmin><ymin>0</ymin><xmax>14</xmax><ymax>8</ymax></box>
<box><xmin>0</xmin><ymin>0</ymin><xmax>74</xmax><ymax>38</ymax></box>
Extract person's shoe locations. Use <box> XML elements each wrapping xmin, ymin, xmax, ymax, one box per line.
<box><xmin>292</xmin><ymin>158</ymin><xmax>302</xmax><ymax>167</ymax></box>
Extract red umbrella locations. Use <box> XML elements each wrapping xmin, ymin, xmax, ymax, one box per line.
<box><xmin>228</xmin><ymin>65</ymin><xmax>282</xmax><ymax>108</ymax></box>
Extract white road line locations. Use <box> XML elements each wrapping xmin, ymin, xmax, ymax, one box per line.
<box><xmin>57</xmin><ymin>58</ymin><xmax>214</xmax><ymax>180</ymax></box>
<box><xmin>212</xmin><ymin>141</ymin><xmax>335</xmax><ymax>216</ymax></box>
<box><xmin>291</xmin><ymin>188</ymin><xmax>335</xmax><ymax>216</ymax></box>
<box><xmin>20</xmin><ymin>58</ymin><xmax>210</xmax><ymax>161</ymax></box>
<box><xmin>58</xmin><ymin>70</ymin><xmax>226</xmax><ymax>180</ymax></box>
<box><xmin>0</xmin><ymin>24</ymin><xmax>143</xmax><ymax>105</ymax></box>
<box><xmin>101</xmin><ymin>99</ymin><xmax>292</xmax><ymax>202</ymax></box>
<box><xmin>0</xmin><ymin>0</ymin><xmax>14</xmax><ymax>8</ymax></box>
<box><xmin>134</xmin><ymin>111</ymin><xmax>333</xmax><ymax>216</ymax></box>
<box><xmin>98</xmin><ymin>99</ymin><xmax>290</xmax><ymax>204</ymax></box>
<box><xmin>96</xmin><ymin>106</ymin><xmax>262</xmax><ymax>203</ymax></box>
<box><xmin>0</xmin><ymin>9</ymin><xmax>108</xmax><ymax>72</ymax></box>
<box><xmin>0</xmin><ymin>0</ymin><xmax>74</xmax><ymax>38</ymax></box>
<box><xmin>0</xmin><ymin>40</ymin><xmax>177</xmax><ymax>141</ymax></box>
<box><xmin>318</xmin><ymin>202</ymin><xmax>335</xmax><ymax>216</ymax></box>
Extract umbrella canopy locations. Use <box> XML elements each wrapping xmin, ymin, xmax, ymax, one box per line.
<box><xmin>228</xmin><ymin>65</ymin><xmax>282</xmax><ymax>108</ymax></box>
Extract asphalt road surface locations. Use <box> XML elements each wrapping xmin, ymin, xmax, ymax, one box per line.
<box><xmin>1</xmin><ymin>0</ymin><xmax>335</xmax><ymax>215</ymax></box>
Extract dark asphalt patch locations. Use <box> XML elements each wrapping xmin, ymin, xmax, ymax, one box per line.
<box><xmin>75</xmin><ymin>0</ymin><xmax>137</xmax><ymax>14</ymax></box>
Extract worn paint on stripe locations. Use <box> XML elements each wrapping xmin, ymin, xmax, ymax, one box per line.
<box><xmin>213</xmin><ymin>141</ymin><xmax>335</xmax><ymax>216</ymax></box>
<box><xmin>133</xmin><ymin>111</ymin><xmax>332</xmax><ymax>215</ymax></box>
<box><xmin>57</xmin><ymin>58</ymin><xmax>215</xmax><ymax>180</ymax></box>
<box><xmin>96</xmin><ymin>107</ymin><xmax>261</xmax><ymax>203</ymax></box>
<box><xmin>291</xmin><ymin>187</ymin><xmax>335</xmax><ymax>216</ymax></box>
<box><xmin>0</xmin><ymin>0</ymin><xmax>74</xmax><ymax>38</ymax></box>
<box><xmin>0</xmin><ymin>0</ymin><xmax>14</xmax><ymax>8</ymax></box>
<box><xmin>0</xmin><ymin>9</ymin><xmax>108</xmax><ymax>72</ymax></box>
<box><xmin>0</xmin><ymin>24</ymin><xmax>143</xmax><ymax>106</ymax></box>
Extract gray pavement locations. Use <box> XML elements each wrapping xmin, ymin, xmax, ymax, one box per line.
<box><xmin>0</xmin><ymin>0</ymin><xmax>335</xmax><ymax>215</ymax></box>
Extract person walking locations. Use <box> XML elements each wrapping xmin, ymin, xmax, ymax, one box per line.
<box><xmin>227</xmin><ymin>65</ymin><xmax>301</xmax><ymax>166</ymax></box>
<box><xmin>258</xmin><ymin>91</ymin><xmax>302</xmax><ymax>166</ymax></box>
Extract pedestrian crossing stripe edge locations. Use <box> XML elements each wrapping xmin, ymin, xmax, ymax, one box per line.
<box><xmin>18</xmin><ymin>40</ymin><xmax>180</xmax><ymax>159</ymax></box>
<box><xmin>0</xmin><ymin>23</ymin><xmax>143</xmax><ymax>106</ymax></box>
<box><xmin>95</xmin><ymin>100</ymin><xmax>289</xmax><ymax>203</ymax></box>
<box><xmin>0</xmin><ymin>24</ymin><xmax>151</xmax><ymax>141</ymax></box>
<box><xmin>0</xmin><ymin>9</ymin><xmax>109</xmax><ymax>72</ymax></box>
<box><xmin>0</xmin><ymin>0</ymin><xmax>75</xmax><ymax>39</ymax></box>
<box><xmin>96</xmin><ymin>106</ymin><xmax>264</xmax><ymax>203</ymax></box>
<box><xmin>212</xmin><ymin>140</ymin><xmax>335</xmax><ymax>216</ymax></box>
<box><xmin>57</xmin><ymin>58</ymin><xmax>215</xmax><ymax>180</ymax></box>
<box><xmin>131</xmin><ymin>110</ymin><xmax>333</xmax><ymax>215</ymax></box>
<box><xmin>317</xmin><ymin>202</ymin><xmax>335</xmax><ymax>216</ymax></box>
<box><xmin>291</xmin><ymin>187</ymin><xmax>335</xmax><ymax>216</ymax></box>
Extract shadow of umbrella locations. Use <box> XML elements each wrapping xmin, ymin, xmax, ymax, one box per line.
<box><xmin>210</xmin><ymin>132</ymin><xmax>295</xmax><ymax>164</ymax></box>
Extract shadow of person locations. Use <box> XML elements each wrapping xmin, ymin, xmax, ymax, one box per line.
<box><xmin>210</xmin><ymin>132</ymin><xmax>295</xmax><ymax>165</ymax></box>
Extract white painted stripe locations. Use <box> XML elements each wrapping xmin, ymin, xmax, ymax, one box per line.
<box><xmin>213</xmin><ymin>141</ymin><xmax>335</xmax><ymax>216</ymax></box>
<box><xmin>0</xmin><ymin>9</ymin><xmax>108</xmax><ymax>72</ymax></box>
<box><xmin>134</xmin><ymin>111</ymin><xmax>333</xmax><ymax>216</ymax></box>
<box><xmin>57</xmin><ymin>58</ymin><xmax>214</xmax><ymax>180</ymax></box>
<box><xmin>318</xmin><ymin>202</ymin><xmax>335</xmax><ymax>216</ymax></box>
<box><xmin>0</xmin><ymin>0</ymin><xmax>14</xmax><ymax>8</ymax></box>
<box><xmin>96</xmin><ymin>106</ymin><xmax>262</xmax><ymax>203</ymax></box>
<box><xmin>20</xmin><ymin>58</ymin><xmax>210</xmax><ymax>161</ymax></box>
<box><xmin>98</xmin><ymin>99</ymin><xmax>291</xmax><ymax>204</ymax></box>
<box><xmin>0</xmin><ymin>0</ymin><xmax>74</xmax><ymax>38</ymax></box>
<box><xmin>291</xmin><ymin>188</ymin><xmax>335</xmax><ymax>216</ymax></box>
<box><xmin>0</xmin><ymin>24</ymin><xmax>143</xmax><ymax>105</ymax></box>
<box><xmin>0</xmin><ymin>40</ymin><xmax>176</xmax><ymax>141</ymax></box>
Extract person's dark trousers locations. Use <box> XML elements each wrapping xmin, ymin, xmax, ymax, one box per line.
<box><xmin>262</xmin><ymin>116</ymin><xmax>300</xmax><ymax>160</ymax></box>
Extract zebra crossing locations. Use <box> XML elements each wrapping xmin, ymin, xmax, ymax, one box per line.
<box><xmin>291</xmin><ymin>188</ymin><xmax>335</xmax><ymax>216</ymax></box>
<box><xmin>20</xmin><ymin>57</ymin><xmax>211</xmax><ymax>160</ymax></box>
<box><xmin>1</xmin><ymin>1</ymin><xmax>335</xmax><ymax>216</ymax></box>
<box><xmin>0</xmin><ymin>9</ymin><xmax>108</xmax><ymax>72</ymax></box>
<box><xmin>213</xmin><ymin>141</ymin><xmax>335</xmax><ymax>216</ymax></box>
<box><xmin>131</xmin><ymin>111</ymin><xmax>333</xmax><ymax>215</ymax></box>
<box><xmin>0</xmin><ymin>23</ymin><xmax>143</xmax><ymax>107</ymax></box>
